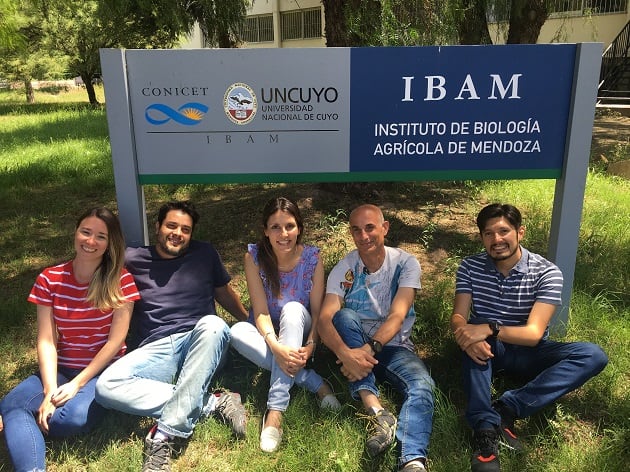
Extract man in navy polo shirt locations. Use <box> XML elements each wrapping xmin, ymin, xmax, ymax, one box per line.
<box><xmin>450</xmin><ymin>203</ymin><xmax>607</xmax><ymax>472</ymax></box>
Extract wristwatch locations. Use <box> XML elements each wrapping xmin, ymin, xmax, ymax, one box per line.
<box><xmin>368</xmin><ymin>338</ymin><xmax>383</xmax><ymax>354</ymax></box>
<box><xmin>488</xmin><ymin>321</ymin><xmax>501</xmax><ymax>339</ymax></box>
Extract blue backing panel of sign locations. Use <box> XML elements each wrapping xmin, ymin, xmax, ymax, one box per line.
<box><xmin>349</xmin><ymin>44</ymin><xmax>576</xmax><ymax>173</ymax></box>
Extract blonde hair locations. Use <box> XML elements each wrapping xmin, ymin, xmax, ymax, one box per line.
<box><xmin>76</xmin><ymin>208</ymin><xmax>127</xmax><ymax>310</ymax></box>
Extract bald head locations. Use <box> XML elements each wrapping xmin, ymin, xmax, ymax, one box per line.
<box><xmin>349</xmin><ymin>204</ymin><xmax>385</xmax><ymax>225</ymax></box>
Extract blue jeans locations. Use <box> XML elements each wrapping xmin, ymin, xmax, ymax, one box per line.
<box><xmin>0</xmin><ymin>368</ymin><xmax>105</xmax><ymax>472</ymax></box>
<box><xmin>333</xmin><ymin>308</ymin><xmax>435</xmax><ymax>465</ymax></box>
<box><xmin>230</xmin><ymin>301</ymin><xmax>325</xmax><ymax>411</ymax></box>
<box><xmin>462</xmin><ymin>321</ymin><xmax>608</xmax><ymax>430</ymax></box>
<box><xmin>95</xmin><ymin>315</ymin><xmax>230</xmax><ymax>438</ymax></box>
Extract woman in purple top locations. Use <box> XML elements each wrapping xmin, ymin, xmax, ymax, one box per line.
<box><xmin>231</xmin><ymin>197</ymin><xmax>340</xmax><ymax>453</ymax></box>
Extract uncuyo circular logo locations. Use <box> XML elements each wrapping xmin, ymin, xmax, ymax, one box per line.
<box><xmin>224</xmin><ymin>83</ymin><xmax>257</xmax><ymax>125</ymax></box>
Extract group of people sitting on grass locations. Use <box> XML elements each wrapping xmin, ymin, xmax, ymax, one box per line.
<box><xmin>0</xmin><ymin>198</ymin><xmax>608</xmax><ymax>472</ymax></box>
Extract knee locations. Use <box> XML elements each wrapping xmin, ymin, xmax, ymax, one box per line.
<box><xmin>408</xmin><ymin>372</ymin><xmax>436</xmax><ymax>398</ymax></box>
<box><xmin>94</xmin><ymin>362</ymin><xmax>129</xmax><ymax>406</ymax></box>
<box><xmin>229</xmin><ymin>322</ymin><xmax>251</xmax><ymax>351</ymax></box>
<box><xmin>95</xmin><ymin>372</ymin><xmax>114</xmax><ymax>406</ymax></box>
<box><xmin>584</xmin><ymin>343</ymin><xmax>608</xmax><ymax>374</ymax></box>
<box><xmin>279</xmin><ymin>302</ymin><xmax>309</xmax><ymax>327</ymax></box>
<box><xmin>197</xmin><ymin>315</ymin><xmax>230</xmax><ymax>343</ymax></box>
<box><xmin>332</xmin><ymin>308</ymin><xmax>360</xmax><ymax>330</ymax></box>
<box><xmin>50</xmin><ymin>400</ymin><xmax>104</xmax><ymax>437</ymax></box>
<box><xmin>229</xmin><ymin>321</ymin><xmax>248</xmax><ymax>341</ymax></box>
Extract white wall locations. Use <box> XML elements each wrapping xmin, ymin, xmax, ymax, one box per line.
<box><xmin>490</xmin><ymin>11</ymin><xmax>629</xmax><ymax>49</ymax></box>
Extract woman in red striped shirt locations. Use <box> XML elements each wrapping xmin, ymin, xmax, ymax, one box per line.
<box><xmin>0</xmin><ymin>207</ymin><xmax>140</xmax><ymax>472</ymax></box>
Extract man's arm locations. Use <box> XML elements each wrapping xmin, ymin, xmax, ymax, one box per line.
<box><xmin>318</xmin><ymin>292</ymin><xmax>348</xmax><ymax>356</ymax></box>
<box><xmin>453</xmin><ymin>292</ymin><xmax>557</xmax><ymax>364</ymax></box>
<box><xmin>494</xmin><ymin>302</ymin><xmax>556</xmax><ymax>346</ymax></box>
<box><xmin>369</xmin><ymin>286</ymin><xmax>416</xmax><ymax>346</ymax></box>
<box><xmin>215</xmin><ymin>284</ymin><xmax>248</xmax><ymax>322</ymax></box>
<box><xmin>451</xmin><ymin>292</ymin><xmax>494</xmax><ymax>365</ymax></box>
<box><xmin>318</xmin><ymin>292</ymin><xmax>377</xmax><ymax>382</ymax></box>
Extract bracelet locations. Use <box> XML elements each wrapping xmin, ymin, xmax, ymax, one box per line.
<box><xmin>263</xmin><ymin>330</ymin><xmax>276</xmax><ymax>341</ymax></box>
<box><xmin>304</xmin><ymin>339</ymin><xmax>316</xmax><ymax>346</ymax></box>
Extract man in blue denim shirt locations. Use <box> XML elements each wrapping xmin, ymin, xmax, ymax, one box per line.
<box><xmin>319</xmin><ymin>204</ymin><xmax>434</xmax><ymax>472</ymax></box>
<box><xmin>451</xmin><ymin>203</ymin><xmax>608</xmax><ymax>472</ymax></box>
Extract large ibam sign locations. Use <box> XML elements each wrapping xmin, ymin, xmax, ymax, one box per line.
<box><xmin>101</xmin><ymin>43</ymin><xmax>602</xmax><ymax>331</ymax></box>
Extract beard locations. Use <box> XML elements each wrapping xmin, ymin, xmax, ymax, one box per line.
<box><xmin>156</xmin><ymin>234</ymin><xmax>190</xmax><ymax>258</ymax></box>
<box><xmin>489</xmin><ymin>244</ymin><xmax>519</xmax><ymax>262</ymax></box>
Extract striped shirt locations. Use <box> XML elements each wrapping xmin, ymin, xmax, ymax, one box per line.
<box><xmin>28</xmin><ymin>261</ymin><xmax>140</xmax><ymax>370</ymax></box>
<box><xmin>455</xmin><ymin>247</ymin><xmax>563</xmax><ymax>337</ymax></box>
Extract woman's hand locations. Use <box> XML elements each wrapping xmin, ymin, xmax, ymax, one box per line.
<box><xmin>37</xmin><ymin>394</ymin><xmax>57</xmax><ymax>434</ymax></box>
<box><xmin>272</xmin><ymin>343</ymin><xmax>307</xmax><ymax>377</ymax></box>
<box><xmin>50</xmin><ymin>379</ymin><xmax>81</xmax><ymax>407</ymax></box>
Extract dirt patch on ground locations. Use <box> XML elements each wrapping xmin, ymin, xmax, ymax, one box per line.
<box><xmin>591</xmin><ymin>111</ymin><xmax>630</xmax><ymax>165</ymax></box>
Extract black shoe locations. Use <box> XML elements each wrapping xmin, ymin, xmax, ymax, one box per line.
<box><xmin>142</xmin><ymin>426</ymin><xmax>176</xmax><ymax>472</ymax></box>
<box><xmin>365</xmin><ymin>409</ymin><xmax>397</xmax><ymax>457</ymax></box>
<box><xmin>492</xmin><ymin>401</ymin><xmax>523</xmax><ymax>451</ymax></box>
<box><xmin>213</xmin><ymin>390</ymin><xmax>247</xmax><ymax>439</ymax></box>
<box><xmin>471</xmin><ymin>428</ymin><xmax>500</xmax><ymax>472</ymax></box>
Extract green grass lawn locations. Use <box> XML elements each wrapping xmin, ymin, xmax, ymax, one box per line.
<box><xmin>0</xmin><ymin>87</ymin><xmax>628</xmax><ymax>471</ymax></box>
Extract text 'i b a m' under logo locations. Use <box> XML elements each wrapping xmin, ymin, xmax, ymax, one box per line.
<box><xmin>145</xmin><ymin>102</ymin><xmax>208</xmax><ymax>125</ymax></box>
<box><xmin>224</xmin><ymin>83</ymin><xmax>257</xmax><ymax>125</ymax></box>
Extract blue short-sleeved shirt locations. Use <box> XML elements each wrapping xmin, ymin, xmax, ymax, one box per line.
<box><xmin>455</xmin><ymin>247</ymin><xmax>563</xmax><ymax>337</ymax></box>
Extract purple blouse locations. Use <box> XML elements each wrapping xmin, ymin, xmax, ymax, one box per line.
<box><xmin>247</xmin><ymin>243</ymin><xmax>319</xmax><ymax>329</ymax></box>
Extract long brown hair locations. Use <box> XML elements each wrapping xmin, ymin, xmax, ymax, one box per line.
<box><xmin>76</xmin><ymin>207</ymin><xmax>127</xmax><ymax>310</ymax></box>
<box><xmin>257</xmin><ymin>197</ymin><xmax>304</xmax><ymax>297</ymax></box>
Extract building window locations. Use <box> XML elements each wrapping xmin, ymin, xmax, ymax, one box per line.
<box><xmin>550</xmin><ymin>0</ymin><xmax>627</xmax><ymax>15</ymax></box>
<box><xmin>242</xmin><ymin>14</ymin><xmax>274</xmax><ymax>43</ymax></box>
<box><xmin>487</xmin><ymin>0</ymin><xmax>626</xmax><ymax>22</ymax></box>
<box><xmin>281</xmin><ymin>8</ymin><xmax>322</xmax><ymax>40</ymax></box>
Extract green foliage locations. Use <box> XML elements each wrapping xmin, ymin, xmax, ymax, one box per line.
<box><xmin>0</xmin><ymin>0</ymin><xmax>23</xmax><ymax>49</ymax></box>
<box><xmin>345</xmin><ymin>0</ymin><xmax>458</xmax><ymax>46</ymax></box>
<box><xmin>102</xmin><ymin>0</ymin><xmax>248</xmax><ymax>47</ymax></box>
<box><xmin>0</xmin><ymin>0</ymin><xmax>70</xmax><ymax>87</ymax></box>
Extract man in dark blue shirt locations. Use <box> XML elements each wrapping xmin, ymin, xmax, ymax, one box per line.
<box><xmin>96</xmin><ymin>201</ymin><xmax>248</xmax><ymax>472</ymax></box>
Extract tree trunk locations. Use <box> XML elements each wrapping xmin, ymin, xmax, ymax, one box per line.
<box><xmin>322</xmin><ymin>0</ymin><xmax>349</xmax><ymax>46</ymax></box>
<box><xmin>217</xmin><ymin>30</ymin><xmax>236</xmax><ymax>48</ymax></box>
<box><xmin>81</xmin><ymin>73</ymin><xmax>99</xmax><ymax>105</ymax></box>
<box><xmin>24</xmin><ymin>79</ymin><xmax>34</xmax><ymax>103</ymax></box>
<box><xmin>457</xmin><ymin>0</ymin><xmax>492</xmax><ymax>44</ymax></box>
<box><xmin>506</xmin><ymin>0</ymin><xmax>549</xmax><ymax>44</ymax></box>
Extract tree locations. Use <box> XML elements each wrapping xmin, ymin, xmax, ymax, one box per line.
<box><xmin>456</xmin><ymin>0</ymin><xmax>492</xmax><ymax>44</ymax></box>
<box><xmin>323</xmin><ymin>0</ymin><xmax>552</xmax><ymax>48</ymax></box>
<box><xmin>0</xmin><ymin>0</ymin><xmax>23</xmax><ymax>49</ymax></box>
<box><xmin>506</xmin><ymin>0</ymin><xmax>549</xmax><ymax>44</ymax></box>
<box><xmin>459</xmin><ymin>0</ymin><xmax>551</xmax><ymax>45</ymax></box>
<box><xmin>0</xmin><ymin>0</ymin><xmax>67</xmax><ymax>103</ymax></box>
<box><xmin>324</xmin><ymin>0</ymin><xmax>457</xmax><ymax>47</ymax></box>
<box><xmin>103</xmin><ymin>0</ymin><xmax>248</xmax><ymax>48</ymax></box>
<box><xmin>322</xmin><ymin>0</ymin><xmax>353</xmax><ymax>47</ymax></box>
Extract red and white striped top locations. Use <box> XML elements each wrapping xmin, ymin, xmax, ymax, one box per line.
<box><xmin>28</xmin><ymin>261</ymin><xmax>140</xmax><ymax>370</ymax></box>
